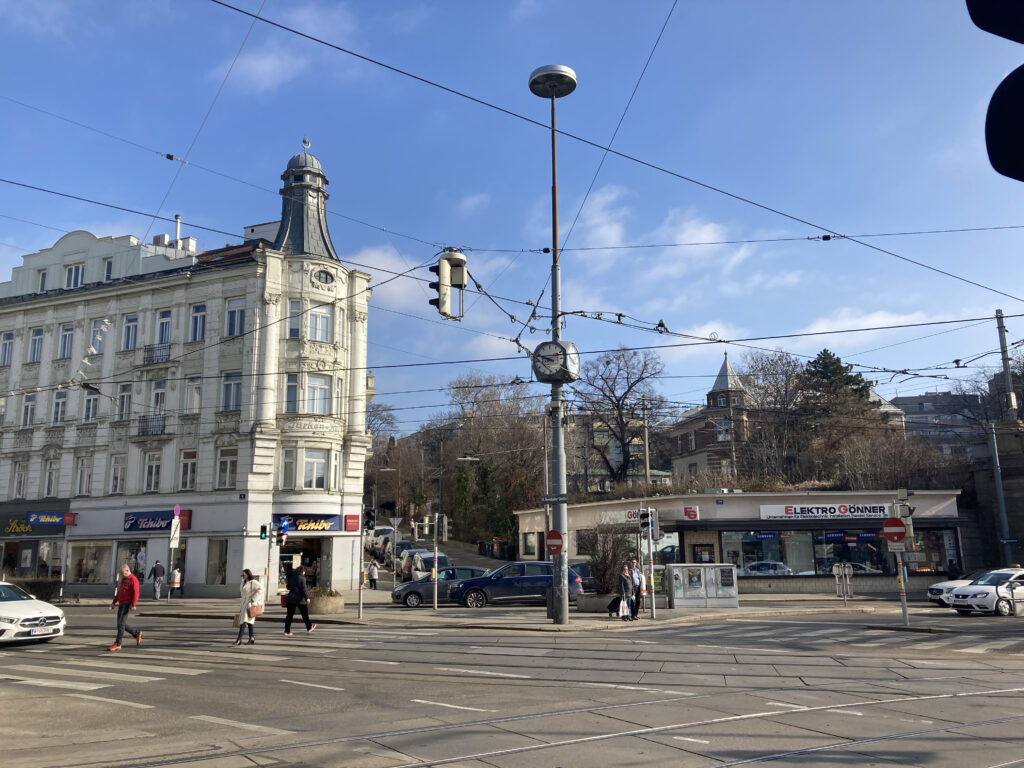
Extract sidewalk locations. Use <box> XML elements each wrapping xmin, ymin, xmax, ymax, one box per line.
<box><xmin>63</xmin><ymin>588</ymin><xmax>897</xmax><ymax>633</ymax></box>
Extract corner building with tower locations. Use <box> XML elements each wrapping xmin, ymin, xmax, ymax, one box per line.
<box><xmin>0</xmin><ymin>149</ymin><xmax>372</xmax><ymax>596</ymax></box>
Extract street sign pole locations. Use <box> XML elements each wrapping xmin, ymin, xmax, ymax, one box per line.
<box><xmin>896</xmin><ymin>551</ymin><xmax>909</xmax><ymax>627</ymax></box>
<box><xmin>433</xmin><ymin>511</ymin><xmax>439</xmax><ymax>611</ymax></box>
<box><xmin>646</xmin><ymin>509</ymin><xmax>656</xmax><ymax>620</ymax></box>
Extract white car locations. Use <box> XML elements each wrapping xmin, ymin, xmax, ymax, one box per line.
<box><xmin>950</xmin><ymin>568</ymin><xmax>1024</xmax><ymax>616</ymax></box>
<box><xmin>926</xmin><ymin>569</ymin><xmax>990</xmax><ymax>606</ymax></box>
<box><xmin>0</xmin><ymin>582</ymin><xmax>66</xmax><ymax>643</ymax></box>
<box><xmin>740</xmin><ymin>561</ymin><xmax>793</xmax><ymax>577</ymax></box>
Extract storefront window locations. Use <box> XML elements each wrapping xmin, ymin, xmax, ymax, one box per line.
<box><xmin>522</xmin><ymin>532</ymin><xmax>537</xmax><ymax>557</ymax></box>
<box><xmin>206</xmin><ymin>539</ymin><xmax>227</xmax><ymax>585</ymax></box>
<box><xmin>813</xmin><ymin>530</ymin><xmax>888</xmax><ymax>575</ymax></box>
<box><xmin>896</xmin><ymin>529</ymin><xmax>956</xmax><ymax>575</ymax></box>
<box><xmin>70</xmin><ymin>541</ymin><xmax>113</xmax><ymax>583</ymax></box>
<box><xmin>116</xmin><ymin>541</ymin><xmax>147</xmax><ymax>581</ymax></box>
<box><xmin>724</xmin><ymin>531</ymin><xmax>814</xmax><ymax>575</ymax></box>
<box><xmin>37</xmin><ymin>540</ymin><xmax>63</xmax><ymax>578</ymax></box>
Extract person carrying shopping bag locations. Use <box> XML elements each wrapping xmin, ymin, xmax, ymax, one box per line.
<box><xmin>617</xmin><ymin>565</ymin><xmax>634</xmax><ymax>622</ymax></box>
<box><xmin>233</xmin><ymin>569</ymin><xmax>262</xmax><ymax>646</ymax></box>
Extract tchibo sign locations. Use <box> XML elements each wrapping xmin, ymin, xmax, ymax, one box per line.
<box><xmin>760</xmin><ymin>503</ymin><xmax>890</xmax><ymax>521</ymax></box>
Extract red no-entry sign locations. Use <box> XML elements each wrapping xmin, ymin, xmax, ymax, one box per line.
<box><xmin>882</xmin><ymin>518</ymin><xmax>906</xmax><ymax>543</ymax></box>
<box><xmin>546</xmin><ymin>530</ymin><xmax>563</xmax><ymax>555</ymax></box>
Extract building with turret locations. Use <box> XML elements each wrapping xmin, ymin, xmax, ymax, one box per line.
<box><xmin>0</xmin><ymin>148</ymin><xmax>372</xmax><ymax>596</ymax></box>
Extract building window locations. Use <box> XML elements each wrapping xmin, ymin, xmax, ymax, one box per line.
<box><xmin>90</xmin><ymin>319</ymin><xmax>106</xmax><ymax>355</ymax></box>
<box><xmin>285</xmin><ymin>373</ymin><xmax>299</xmax><ymax>413</ymax></box>
<box><xmin>76</xmin><ymin>457</ymin><xmax>92</xmax><ymax>496</ymax></box>
<box><xmin>151</xmin><ymin>380</ymin><xmax>166</xmax><ymax>413</ymax></box>
<box><xmin>221</xmin><ymin>371</ymin><xmax>242</xmax><ymax>411</ymax></box>
<box><xmin>688</xmin><ymin>462</ymin><xmax>698</xmax><ymax>477</ymax></box>
<box><xmin>190</xmin><ymin>304</ymin><xmax>206</xmax><ymax>342</ymax></box>
<box><xmin>180</xmin><ymin>450</ymin><xmax>197</xmax><ymax>491</ymax></box>
<box><xmin>715</xmin><ymin>420</ymin><xmax>731</xmax><ymax>442</ymax></box>
<box><xmin>51</xmin><ymin>390</ymin><xmax>67</xmax><ymax>426</ymax></box>
<box><xmin>288</xmin><ymin>300</ymin><xmax>301</xmax><ymax>339</ymax></box>
<box><xmin>12</xmin><ymin>462</ymin><xmax>27</xmax><ymax>499</ymax></box>
<box><xmin>0</xmin><ymin>395</ymin><xmax>5</xmax><ymax>425</ymax></box>
<box><xmin>717</xmin><ymin>394</ymin><xmax>726</xmax><ymax>407</ymax></box>
<box><xmin>144</xmin><ymin>451</ymin><xmax>161</xmax><ymax>492</ymax></box>
<box><xmin>155</xmin><ymin>309</ymin><xmax>171</xmax><ymax>345</ymax></box>
<box><xmin>27</xmin><ymin>327</ymin><xmax>43</xmax><ymax>363</ymax></box>
<box><xmin>110</xmin><ymin>455</ymin><xmax>126</xmax><ymax>494</ymax></box>
<box><xmin>732</xmin><ymin>394</ymin><xmax>742</xmax><ymax>406</ymax></box>
<box><xmin>44</xmin><ymin>460</ymin><xmax>58</xmax><ymax>497</ymax></box>
<box><xmin>303</xmin><ymin>448</ymin><xmax>327</xmax><ymax>489</ymax></box>
<box><xmin>687</xmin><ymin>432</ymin><xmax>696</xmax><ymax>451</ymax></box>
<box><xmin>58</xmin><ymin>323</ymin><xmax>74</xmax><ymax>359</ymax></box>
<box><xmin>116</xmin><ymin>383</ymin><xmax>132</xmax><ymax>421</ymax></box>
<box><xmin>185</xmin><ymin>376</ymin><xmax>201</xmax><ymax>414</ymax></box>
<box><xmin>217</xmin><ymin>448</ymin><xmax>238</xmax><ymax>489</ymax></box>
<box><xmin>37</xmin><ymin>269</ymin><xmax>47</xmax><ymax>292</ymax></box>
<box><xmin>206</xmin><ymin>539</ymin><xmax>228</xmax><ymax>585</ymax></box>
<box><xmin>308</xmin><ymin>306</ymin><xmax>332</xmax><ymax>342</ymax></box>
<box><xmin>225</xmin><ymin>298</ymin><xmax>245</xmax><ymax>337</ymax></box>
<box><xmin>104</xmin><ymin>258</ymin><xmax>113</xmax><ymax>282</ymax></box>
<box><xmin>0</xmin><ymin>331</ymin><xmax>13</xmax><ymax>366</ymax></box>
<box><xmin>306</xmin><ymin>374</ymin><xmax>330</xmax><ymax>415</ymax></box>
<box><xmin>122</xmin><ymin>314</ymin><xmax>138</xmax><ymax>351</ymax></box>
<box><xmin>69</xmin><ymin>541</ymin><xmax>113</xmax><ymax>584</ymax></box>
<box><xmin>281</xmin><ymin>448</ymin><xmax>296</xmax><ymax>489</ymax></box>
<box><xmin>65</xmin><ymin>264</ymin><xmax>84</xmax><ymax>289</ymax></box>
<box><xmin>21</xmin><ymin>393</ymin><xmax>35</xmax><ymax>427</ymax></box>
<box><xmin>83</xmin><ymin>391</ymin><xmax>99</xmax><ymax>424</ymax></box>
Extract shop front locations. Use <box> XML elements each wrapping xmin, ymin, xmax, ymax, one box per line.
<box><xmin>272</xmin><ymin>512</ymin><xmax>361</xmax><ymax>590</ymax></box>
<box><xmin>0</xmin><ymin>504</ymin><xmax>74</xmax><ymax>583</ymax></box>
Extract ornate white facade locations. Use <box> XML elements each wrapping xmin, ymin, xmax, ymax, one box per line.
<box><xmin>0</xmin><ymin>150</ymin><xmax>373</xmax><ymax>595</ymax></box>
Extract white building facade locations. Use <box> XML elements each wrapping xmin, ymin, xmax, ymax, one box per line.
<box><xmin>0</xmin><ymin>150</ymin><xmax>373</xmax><ymax>596</ymax></box>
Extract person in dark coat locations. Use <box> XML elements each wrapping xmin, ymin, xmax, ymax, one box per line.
<box><xmin>617</xmin><ymin>565</ymin><xmax>634</xmax><ymax>622</ymax></box>
<box><xmin>283</xmin><ymin>565</ymin><xmax>316</xmax><ymax>636</ymax></box>
<box><xmin>147</xmin><ymin>560</ymin><xmax>165</xmax><ymax>600</ymax></box>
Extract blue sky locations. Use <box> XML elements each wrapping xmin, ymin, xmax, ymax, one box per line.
<box><xmin>2</xmin><ymin>1</ymin><xmax>1024</xmax><ymax>433</ymax></box>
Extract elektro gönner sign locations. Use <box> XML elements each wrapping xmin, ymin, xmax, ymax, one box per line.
<box><xmin>760</xmin><ymin>503</ymin><xmax>891</xmax><ymax>521</ymax></box>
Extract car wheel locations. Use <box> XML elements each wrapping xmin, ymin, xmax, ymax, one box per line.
<box><xmin>996</xmin><ymin>598</ymin><xmax>1014</xmax><ymax>617</ymax></box>
<box><xmin>404</xmin><ymin>592</ymin><xmax>422</xmax><ymax>608</ymax></box>
<box><xmin>464</xmin><ymin>589</ymin><xmax>487</xmax><ymax>608</ymax></box>
<box><xmin>956</xmin><ymin>609</ymin><xmax>973</xmax><ymax>616</ymax></box>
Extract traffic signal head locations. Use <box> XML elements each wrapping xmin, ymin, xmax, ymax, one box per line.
<box><xmin>364</xmin><ymin>510</ymin><xmax>375</xmax><ymax>530</ymax></box>
<box><xmin>275</xmin><ymin>527</ymin><xmax>287</xmax><ymax>546</ymax></box>
<box><xmin>260</xmin><ymin>525</ymin><xmax>268</xmax><ymax>540</ymax></box>
<box><xmin>428</xmin><ymin>257</ymin><xmax>451</xmax><ymax>317</ymax></box>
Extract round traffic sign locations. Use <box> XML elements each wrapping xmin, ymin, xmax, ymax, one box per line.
<box><xmin>546</xmin><ymin>530</ymin><xmax>563</xmax><ymax>555</ymax></box>
<box><xmin>882</xmin><ymin>518</ymin><xmax>906</xmax><ymax>543</ymax></box>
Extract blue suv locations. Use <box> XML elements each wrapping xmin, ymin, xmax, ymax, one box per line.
<box><xmin>449</xmin><ymin>560</ymin><xmax>583</xmax><ymax>608</ymax></box>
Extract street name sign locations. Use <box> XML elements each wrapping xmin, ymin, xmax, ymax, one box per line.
<box><xmin>546</xmin><ymin>530</ymin><xmax>563</xmax><ymax>555</ymax></box>
<box><xmin>541</xmin><ymin>494</ymin><xmax>567</xmax><ymax>505</ymax></box>
<box><xmin>882</xmin><ymin>518</ymin><xmax>906</xmax><ymax>543</ymax></box>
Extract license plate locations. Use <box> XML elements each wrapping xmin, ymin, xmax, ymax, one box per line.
<box><xmin>952</xmin><ymin>600</ymin><xmax>968</xmax><ymax>607</ymax></box>
<box><xmin>29</xmin><ymin>627</ymin><xmax>56</xmax><ymax>636</ymax></box>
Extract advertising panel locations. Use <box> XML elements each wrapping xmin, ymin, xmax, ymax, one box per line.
<box><xmin>271</xmin><ymin>514</ymin><xmax>341</xmax><ymax>533</ymax></box>
<box><xmin>759</xmin><ymin>503</ymin><xmax>890</xmax><ymax>521</ymax></box>
<box><xmin>123</xmin><ymin>509</ymin><xmax>192</xmax><ymax>532</ymax></box>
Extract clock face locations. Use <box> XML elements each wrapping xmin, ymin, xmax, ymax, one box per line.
<box><xmin>532</xmin><ymin>341</ymin><xmax>565</xmax><ymax>378</ymax></box>
<box><xmin>312</xmin><ymin>270</ymin><xmax>334</xmax><ymax>285</ymax></box>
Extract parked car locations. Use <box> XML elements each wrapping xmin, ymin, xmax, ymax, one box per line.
<box><xmin>411</xmin><ymin>552</ymin><xmax>451</xmax><ymax>581</ymax></box>
<box><xmin>448</xmin><ymin>561</ymin><xmax>584</xmax><ymax>608</ymax></box>
<box><xmin>369</xmin><ymin>527</ymin><xmax>394</xmax><ymax>556</ymax></box>
<box><xmin>385</xmin><ymin>539</ymin><xmax>416</xmax><ymax>568</ymax></box>
<box><xmin>569</xmin><ymin>561</ymin><xmax>595</xmax><ymax>592</ymax></box>
<box><xmin>0</xmin><ymin>582</ymin><xmax>66</xmax><ymax>643</ymax></box>
<box><xmin>392</xmin><ymin>566</ymin><xmax>488</xmax><ymax>607</ymax></box>
<box><xmin>740</xmin><ymin>561</ymin><xmax>794</xmax><ymax>577</ymax></box>
<box><xmin>398</xmin><ymin>548</ymin><xmax>430</xmax><ymax>582</ymax></box>
<box><xmin>950</xmin><ymin>568</ymin><xmax>1024</xmax><ymax>616</ymax></box>
<box><xmin>927</xmin><ymin>570</ymin><xmax>990</xmax><ymax>606</ymax></box>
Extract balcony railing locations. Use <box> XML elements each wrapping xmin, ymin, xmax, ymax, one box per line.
<box><xmin>144</xmin><ymin>343</ymin><xmax>171</xmax><ymax>364</ymax></box>
<box><xmin>137</xmin><ymin>414</ymin><xmax>166</xmax><ymax>436</ymax></box>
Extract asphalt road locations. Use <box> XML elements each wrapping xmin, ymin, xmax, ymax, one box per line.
<box><xmin>4</xmin><ymin>606</ymin><xmax>1024</xmax><ymax>767</ymax></box>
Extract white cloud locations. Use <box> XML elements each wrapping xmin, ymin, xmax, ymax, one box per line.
<box><xmin>788</xmin><ymin>308</ymin><xmax>931</xmax><ymax>356</ymax></box>
<box><xmin>221</xmin><ymin>40</ymin><xmax>313</xmax><ymax>94</ymax></box>
<box><xmin>456</xmin><ymin>193</ymin><xmax>491</xmax><ymax>217</ymax></box>
<box><xmin>720</xmin><ymin>269</ymin><xmax>804</xmax><ymax>297</ymax></box>
<box><xmin>0</xmin><ymin>0</ymin><xmax>75</xmax><ymax>36</ymax></box>
<box><xmin>510</xmin><ymin>0</ymin><xmax>542</xmax><ymax>22</ymax></box>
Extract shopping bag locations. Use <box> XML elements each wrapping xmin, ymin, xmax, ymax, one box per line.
<box><xmin>618</xmin><ymin>597</ymin><xmax>631</xmax><ymax>618</ymax></box>
<box><xmin>232</xmin><ymin>614</ymin><xmax>240</xmax><ymax>628</ymax></box>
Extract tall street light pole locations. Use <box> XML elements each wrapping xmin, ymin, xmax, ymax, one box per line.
<box><xmin>529</xmin><ymin>65</ymin><xmax>579</xmax><ymax>626</ymax></box>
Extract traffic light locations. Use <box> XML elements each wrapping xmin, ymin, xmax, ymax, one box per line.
<box><xmin>967</xmin><ymin>3</ymin><xmax>1024</xmax><ymax>181</ymax></box>
<box><xmin>650</xmin><ymin>508</ymin><xmax>661</xmax><ymax>541</ymax></box>
<box><xmin>260</xmin><ymin>524</ymin><xmax>268</xmax><ymax>540</ymax></box>
<box><xmin>364</xmin><ymin>510</ymin><xmax>375</xmax><ymax>530</ymax></box>
<box><xmin>428</xmin><ymin>256</ymin><xmax>451</xmax><ymax>317</ymax></box>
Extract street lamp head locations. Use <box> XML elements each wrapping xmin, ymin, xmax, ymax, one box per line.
<box><xmin>529</xmin><ymin>65</ymin><xmax>577</xmax><ymax>99</ymax></box>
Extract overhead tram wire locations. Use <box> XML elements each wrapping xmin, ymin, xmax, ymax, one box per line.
<box><xmin>208</xmin><ymin>0</ymin><xmax>1024</xmax><ymax>306</ymax></box>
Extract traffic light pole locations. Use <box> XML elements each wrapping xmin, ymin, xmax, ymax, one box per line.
<box><xmin>264</xmin><ymin>525</ymin><xmax>274</xmax><ymax>604</ymax></box>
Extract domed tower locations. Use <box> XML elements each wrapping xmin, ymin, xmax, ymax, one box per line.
<box><xmin>708</xmin><ymin>352</ymin><xmax>745</xmax><ymax>409</ymax></box>
<box><xmin>272</xmin><ymin>146</ymin><xmax>339</xmax><ymax>261</ymax></box>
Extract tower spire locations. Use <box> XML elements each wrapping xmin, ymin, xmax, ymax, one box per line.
<box><xmin>272</xmin><ymin>140</ymin><xmax>339</xmax><ymax>261</ymax></box>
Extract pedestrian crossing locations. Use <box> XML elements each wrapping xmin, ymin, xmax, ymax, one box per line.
<box><xmin>676</xmin><ymin>621</ymin><xmax>1024</xmax><ymax>656</ymax></box>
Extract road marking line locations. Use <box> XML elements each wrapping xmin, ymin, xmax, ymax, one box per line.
<box><xmin>141</xmin><ymin>648</ymin><xmax>290</xmax><ymax>661</ymax></box>
<box><xmin>765</xmin><ymin>702</ymin><xmax>807</xmax><ymax>709</ymax></box>
<box><xmin>281</xmin><ymin>680</ymin><xmax>344</xmax><ymax>691</ymax></box>
<box><xmin>673</xmin><ymin>736</ymin><xmax>710</xmax><ymax>744</ymax></box>
<box><xmin>434</xmin><ymin>667</ymin><xmax>530</xmax><ymax>679</ymax></box>
<box><xmin>58</xmin><ymin>660</ymin><xmax>210</xmax><ymax>676</ymax></box>
<box><xmin>827</xmin><ymin>709</ymin><xmax>863</xmax><ymax>716</ymax></box>
<box><xmin>411</xmin><ymin>699</ymin><xmax>496</xmax><ymax>712</ymax></box>
<box><xmin>4</xmin><ymin>664</ymin><xmax>161</xmax><ymax>683</ymax></box>
<box><xmin>696</xmin><ymin>644</ymin><xmax>794</xmax><ymax>654</ymax></box>
<box><xmin>190</xmin><ymin>715</ymin><xmax>293</xmax><ymax>735</ymax></box>
<box><xmin>580</xmin><ymin>682</ymin><xmax>687</xmax><ymax>695</ymax></box>
<box><xmin>65</xmin><ymin>693</ymin><xmax>154</xmax><ymax>709</ymax></box>
<box><xmin>347</xmin><ymin>658</ymin><xmax>398</xmax><ymax>665</ymax></box>
<box><xmin>0</xmin><ymin>673</ymin><xmax>107</xmax><ymax>691</ymax></box>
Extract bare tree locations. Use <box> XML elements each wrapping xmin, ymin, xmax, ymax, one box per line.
<box><xmin>572</xmin><ymin>348</ymin><xmax>667</xmax><ymax>484</ymax></box>
<box><xmin>739</xmin><ymin>350</ymin><xmax>808</xmax><ymax>483</ymax></box>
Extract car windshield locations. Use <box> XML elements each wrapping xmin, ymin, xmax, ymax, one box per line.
<box><xmin>973</xmin><ymin>572</ymin><xmax>1014</xmax><ymax>586</ymax></box>
<box><xmin>0</xmin><ymin>584</ymin><xmax>32</xmax><ymax>601</ymax></box>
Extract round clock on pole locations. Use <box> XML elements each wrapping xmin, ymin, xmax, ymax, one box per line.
<box><xmin>532</xmin><ymin>340</ymin><xmax>581</xmax><ymax>383</ymax></box>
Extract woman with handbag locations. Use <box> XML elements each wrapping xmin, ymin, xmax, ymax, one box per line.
<box><xmin>617</xmin><ymin>565</ymin><xmax>634</xmax><ymax>622</ymax></box>
<box><xmin>233</xmin><ymin>569</ymin><xmax>262</xmax><ymax>646</ymax></box>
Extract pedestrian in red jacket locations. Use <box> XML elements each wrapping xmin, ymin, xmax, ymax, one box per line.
<box><xmin>110</xmin><ymin>563</ymin><xmax>142</xmax><ymax>651</ymax></box>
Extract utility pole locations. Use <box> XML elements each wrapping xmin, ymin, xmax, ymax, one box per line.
<box><xmin>642</xmin><ymin>396</ymin><xmax>651</xmax><ymax>489</ymax></box>
<box><xmin>996</xmin><ymin>309</ymin><xmax>1019</xmax><ymax>420</ymax></box>
<box><xmin>989</xmin><ymin>423</ymin><xmax>1014</xmax><ymax>567</ymax></box>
